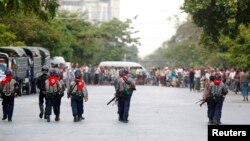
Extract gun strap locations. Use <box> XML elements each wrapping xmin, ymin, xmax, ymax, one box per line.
<box><xmin>69</xmin><ymin>84</ymin><xmax>76</xmax><ymax>95</ymax></box>
<box><xmin>122</xmin><ymin>77</ymin><xmax>131</xmax><ymax>86</ymax></box>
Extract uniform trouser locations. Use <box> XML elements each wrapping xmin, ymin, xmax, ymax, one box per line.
<box><xmin>55</xmin><ymin>96</ymin><xmax>62</xmax><ymax>116</ymax></box>
<box><xmin>45</xmin><ymin>98</ymin><xmax>59</xmax><ymax>116</ymax></box>
<box><xmin>207</xmin><ymin>99</ymin><xmax>213</xmax><ymax>120</ymax></box>
<box><xmin>2</xmin><ymin>96</ymin><xmax>14</xmax><ymax>120</ymax></box>
<box><xmin>71</xmin><ymin>98</ymin><xmax>83</xmax><ymax>117</ymax></box>
<box><xmin>210</xmin><ymin>98</ymin><xmax>223</xmax><ymax>122</ymax></box>
<box><xmin>117</xmin><ymin>95</ymin><xmax>132</xmax><ymax>121</ymax></box>
<box><xmin>39</xmin><ymin>91</ymin><xmax>46</xmax><ymax>114</ymax></box>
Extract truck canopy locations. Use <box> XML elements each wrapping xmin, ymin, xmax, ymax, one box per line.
<box><xmin>36</xmin><ymin>47</ymin><xmax>50</xmax><ymax>66</ymax></box>
<box><xmin>99</xmin><ymin>61</ymin><xmax>146</xmax><ymax>70</ymax></box>
<box><xmin>0</xmin><ymin>47</ymin><xmax>27</xmax><ymax>57</ymax></box>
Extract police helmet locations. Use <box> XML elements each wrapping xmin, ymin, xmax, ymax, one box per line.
<box><xmin>214</xmin><ymin>73</ymin><xmax>221</xmax><ymax>80</ymax></box>
<box><xmin>41</xmin><ymin>65</ymin><xmax>49</xmax><ymax>74</ymax></box>
<box><xmin>5</xmin><ymin>69</ymin><xmax>12</xmax><ymax>76</ymax></box>
<box><xmin>119</xmin><ymin>68</ymin><xmax>128</xmax><ymax>76</ymax></box>
<box><xmin>75</xmin><ymin>69</ymin><xmax>82</xmax><ymax>78</ymax></box>
<box><xmin>49</xmin><ymin>68</ymin><xmax>56</xmax><ymax>76</ymax></box>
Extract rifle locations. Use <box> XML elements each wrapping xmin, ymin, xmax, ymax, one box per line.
<box><xmin>107</xmin><ymin>96</ymin><xmax>117</xmax><ymax>105</ymax></box>
<box><xmin>196</xmin><ymin>99</ymin><xmax>206</xmax><ymax>107</ymax></box>
<box><xmin>107</xmin><ymin>91</ymin><xmax>122</xmax><ymax>105</ymax></box>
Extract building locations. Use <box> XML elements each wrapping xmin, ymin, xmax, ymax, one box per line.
<box><xmin>59</xmin><ymin>0</ymin><xmax>119</xmax><ymax>22</ymax></box>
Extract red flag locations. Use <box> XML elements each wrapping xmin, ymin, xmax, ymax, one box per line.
<box><xmin>48</xmin><ymin>76</ymin><xmax>58</xmax><ymax>86</ymax></box>
<box><xmin>76</xmin><ymin>80</ymin><xmax>85</xmax><ymax>91</ymax></box>
<box><xmin>214</xmin><ymin>79</ymin><xmax>221</xmax><ymax>85</ymax></box>
<box><xmin>1</xmin><ymin>75</ymin><xmax>12</xmax><ymax>86</ymax></box>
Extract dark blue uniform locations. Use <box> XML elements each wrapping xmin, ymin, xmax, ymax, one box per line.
<box><xmin>45</xmin><ymin>69</ymin><xmax>61</xmax><ymax>122</ymax></box>
<box><xmin>114</xmin><ymin>72</ymin><xmax>136</xmax><ymax>123</ymax></box>
<box><xmin>1</xmin><ymin>75</ymin><xmax>18</xmax><ymax>122</ymax></box>
<box><xmin>207</xmin><ymin>74</ymin><xmax>228</xmax><ymax>125</ymax></box>
<box><xmin>68</xmin><ymin>69</ymin><xmax>88</xmax><ymax>122</ymax></box>
<box><xmin>36</xmin><ymin>73</ymin><xmax>48</xmax><ymax>118</ymax></box>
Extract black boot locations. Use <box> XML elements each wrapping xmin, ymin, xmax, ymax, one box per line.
<box><xmin>39</xmin><ymin>113</ymin><xmax>43</xmax><ymax>119</ymax></box>
<box><xmin>44</xmin><ymin>114</ymin><xmax>48</xmax><ymax>119</ymax></box>
<box><xmin>2</xmin><ymin>115</ymin><xmax>7</xmax><ymax>120</ymax></box>
<box><xmin>39</xmin><ymin>104</ymin><xmax>44</xmax><ymax>119</ymax></box>
<box><xmin>47</xmin><ymin>116</ymin><xmax>50</xmax><ymax>122</ymax></box>
<box><xmin>79</xmin><ymin>115</ymin><xmax>85</xmax><ymax>121</ymax></box>
<box><xmin>73</xmin><ymin>116</ymin><xmax>78</xmax><ymax>122</ymax></box>
<box><xmin>55</xmin><ymin>115</ymin><xmax>60</xmax><ymax>121</ymax></box>
<box><xmin>208</xmin><ymin>118</ymin><xmax>213</xmax><ymax>125</ymax></box>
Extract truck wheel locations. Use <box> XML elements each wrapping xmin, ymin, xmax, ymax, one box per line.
<box><xmin>26</xmin><ymin>82</ymin><xmax>31</xmax><ymax>95</ymax></box>
<box><xmin>31</xmin><ymin>81</ymin><xmax>37</xmax><ymax>94</ymax></box>
<box><xmin>17</xmin><ymin>83</ymin><xmax>23</xmax><ymax>96</ymax></box>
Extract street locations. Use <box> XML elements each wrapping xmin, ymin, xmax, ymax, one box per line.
<box><xmin>0</xmin><ymin>86</ymin><xmax>249</xmax><ymax>141</ymax></box>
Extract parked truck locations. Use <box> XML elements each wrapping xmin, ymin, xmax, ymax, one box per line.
<box><xmin>22</xmin><ymin>46</ymin><xmax>42</xmax><ymax>94</ymax></box>
<box><xmin>0</xmin><ymin>47</ymin><xmax>30</xmax><ymax>95</ymax></box>
<box><xmin>0</xmin><ymin>46</ymin><xmax>50</xmax><ymax>95</ymax></box>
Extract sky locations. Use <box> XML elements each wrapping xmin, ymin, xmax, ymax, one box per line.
<box><xmin>119</xmin><ymin>0</ymin><xmax>187</xmax><ymax>58</ymax></box>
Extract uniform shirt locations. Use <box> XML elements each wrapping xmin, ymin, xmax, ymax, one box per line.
<box><xmin>2</xmin><ymin>79</ymin><xmax>17</xmax><ymax>96</ymax></box>
<box><xmin>209</xmin><ymin>81</ymin><xmax>228</xmax><ymax>96</ymax></box>
<box><xmin>116</xmin><ymin>76</ymin><xmax>135</xmax><ymax>94</ymax></box>
<box><xmin>45</xmin><ymin>78</ymin><xmax>61</xmax><ymax>94</ymax></box>
<box><xmin>36</xmin><ymin>74</ymin><xmax>48</xmax><ymax>90</ymax></box>
<box><xmin>68</xmin><ymin>80</ymin><xmax>88</xmax><ymax>98</ymax></box>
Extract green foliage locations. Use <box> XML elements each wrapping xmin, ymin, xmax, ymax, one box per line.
<box><xmin>0</xmin><ymin>0</ymin><xmax>59</xmax><ymax>21</ymax></box>
<box><xmin>0</xmin><ymin>13</ymin><xmax>72</xmax><ymax>61</ymax></box>
<box><xmin>181</xmin><ymin>0</ymin><xmax>250</xmax><ymax>69</ymax></box>
<box><xmin>0</xmin><ymin>11</ymin><xmax>140</xmax><ymax>65</ymax></box>
<box><xmin>220</xmin><ymin>25</ymin><xmax>250</xmax><ymax>69</ymax></box>
<box><xmin>93</xmin><ymin>18</ymin><xmax>140</xmax><ymax>63</ymax></box>
<box><xmin>0</xmin><ymin>23</ymin><xmax>24</xmax><ymax>46</ymax></box>
<box><xmin>143</xmin><ymin>18</ymin><xmax>228</xmax><ymax>69</ymax></box>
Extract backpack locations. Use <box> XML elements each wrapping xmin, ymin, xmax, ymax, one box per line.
<box><xmin>36</xmin><ymin>74</ymin><xmax>47</xmax><ymax>90</ymax></box>
<box><xmin>210</xmin><ymin>83</ymin><xmax>227</xmax><ymax>100</ymax></box>
<box><xmin>72</xmin><ymin>80</ymin><xmax>85</xmax><ymax>100</ymax></box>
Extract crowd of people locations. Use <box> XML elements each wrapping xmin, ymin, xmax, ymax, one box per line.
<box><xmin>64</xmin><ymin>63</ymin><xmax>146</xmax><ymax>86</ymax></box>
<box><xmin>147</xmin><ymin>67</ymin><xmax>249</xmax><ymax>97</ymax></box>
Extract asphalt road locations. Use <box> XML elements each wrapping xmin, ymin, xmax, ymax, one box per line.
<box><xmin>0</xmin><ymin>86</ymin><xmax>249</xmax><ymax>141</ymax></box>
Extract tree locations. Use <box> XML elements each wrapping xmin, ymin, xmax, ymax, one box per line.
<box><xmin>182</xmin><ymin>0</ymin><xmax>250</xmax><ymax>42</ymax></box>
<box><xmin>0</xmin><ymin>0</ymin><xmax>59</xmax><ymax>20</ymax></box>
<box><xmin>1</xmin><ymin>14</ymin><xmax>73</xmax><ymax>60</ymax></box>
<box><xmin>181</xmin><ymin>0</ymin><xmax>250</xmax><ymax>69</ymax></box>
<box><xmin>94</xmin><ymin>18</ymin><xmax>140</xmax><ymax>63</ymax></box>
<box><xmin>143</xmin><ymin>17</ymin><xmax>226</xmax><ymax>68</ymax></box>
<box><xmin>0</xmin><ymin>23</ymin><xmax>24</xmax><ymax>46</ymax></box>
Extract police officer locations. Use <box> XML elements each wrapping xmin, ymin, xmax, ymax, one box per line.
<box><xmin>54</xmin><ymin>68</ymin><xmax>66</xmax><ymax>121</ymax></box>
<box><xmin>45</xmin><ymin>68</ymin><xmax>61</xmax><ymax>122</ymax></box>
<box><xmin>36</xmin><ymin>65</ymin><xmax>49</xmax><ymax>119</ymax></box>
<box><xmin>67</xmin><ymin>69</ymin><xmax>88</xmax><ymax>122</ymax></box>
<box><xmin>114</xmin><ymin>68</ymin><xmax>136</xmax><ymax>123</ymax></box>
<box><xmin>1</xmin><ymin>69</ymin><xmax>18</xmax><ymax>122</ymax></box>
<box><xmin>202</xmin><ymin>75</ymin><xmax>215</xmax><ymax>124</ymax></box>
<box><xmin>208</xmin><ymin>73</ymin><xmax>228</xmax><ymax>125</ymax></box>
